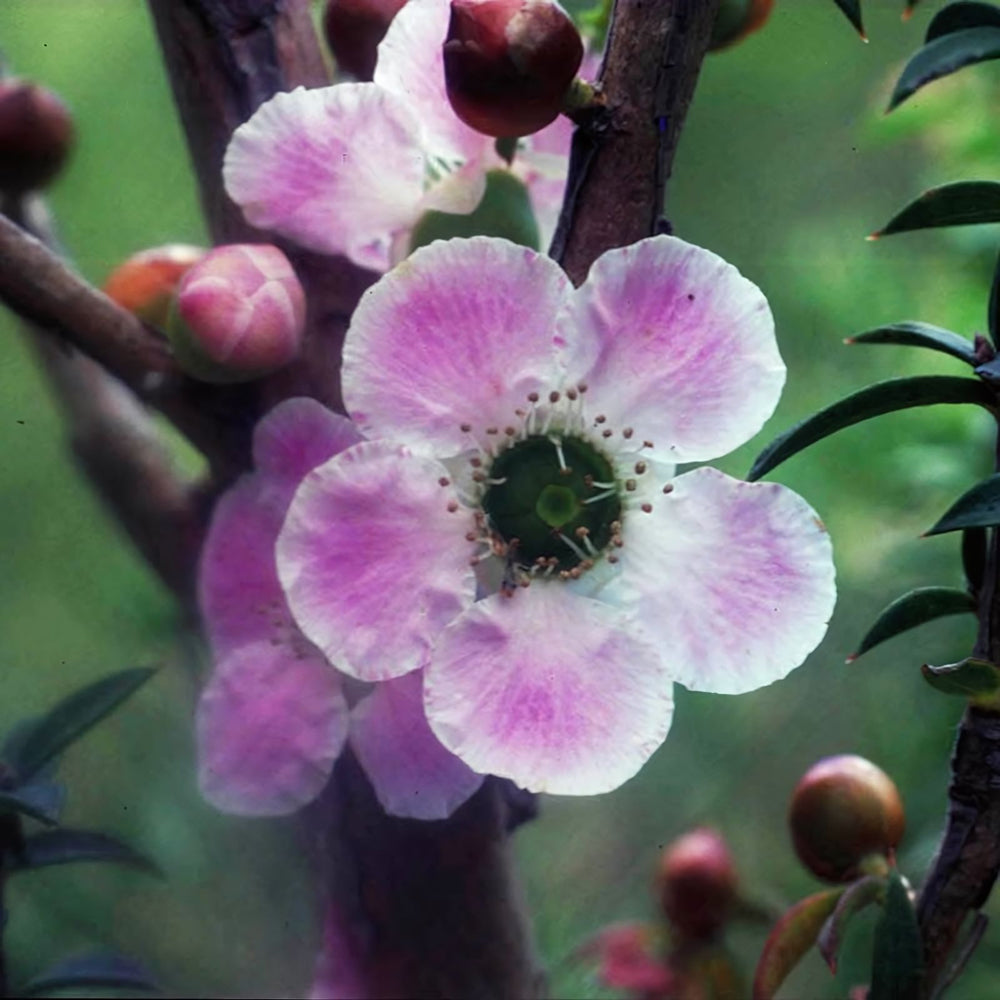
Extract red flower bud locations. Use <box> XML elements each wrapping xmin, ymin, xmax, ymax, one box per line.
<box><xmin>710</xmin><ymin>0</ymin><xmax>775</xmax><ymax>51</ymax></box>
<box><xmin>789</xmin><ymin>755</ymin><xmax>905</xmax><ymax>883</ymax></box>
<box><xmin>103</xmin><ymin>244</ymin><xmax>205</xmax><ymax>329</ymax></box>
<box><xmin>657</xmin><ymin>828</ymin><xmax>739</xmax><ymax>942</ymax></box>
<box><xmin>0</xmin><ymin>80</ymin><xmax>74</xmax><ymax>194</ymax></box>
<box><xmin>323</xmin><ymin>0</ymin><xmax>408</xmax><ymax>81</ymax></box>
<box><xmin>444</xmin><ymin>0</ymin><xmax>583</xmax><ymax>138</ymax></box>
<box><xmin>170</xmin><ymin>244</ymin><xmax>306</xmax><ymax>383</ymax></box>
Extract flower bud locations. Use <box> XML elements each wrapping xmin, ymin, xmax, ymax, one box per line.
<box><xmin>323</xmin><ymin>0</ymin><xmax>408</xmax><ymax>81</ymax></box>
<box><xmin>170</xmin><ymin>244</ymin><xmax>306</xmax><ymax>383</ymax></box>
<box><xmin>656</xmin><ymin>828</ymin><xmax>739</xmax><ymax>942</ymax></box>
<box><xmin>0</xmin><ymin>79</ymin><xmax>74</xmax><ymax>194</ymax></box>
<box><xmin>789</xmin><ymin>755</ymin><xmax>905</xmax><ymax>883</ymax></box>
<box><xmin>710</xmin><ymin>0</ymin><xmax>775</xmax><ymax>51</ymax></box>
<box><xmin>103</xmin><ymin>244</ymin><xmax>205</xmax><ymax>329</ymax></box>
<box><xmin>444</xmin><ymin>0</ymin><xmax>584</xmax><ymax>138</ymax></box>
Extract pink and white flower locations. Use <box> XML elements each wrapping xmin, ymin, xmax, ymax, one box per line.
<box><xmin>196</xmin><ymin>396</ymin><xmax>482</xmax><ymax>818</ymax></box>
<box><xmin>222</xmin><ymin>0</ymin><xmax>573</xmax><ymax>272</ymax></box>
<box><xmin>269</xmin><ymin>233</ymin><xmax>836</xmax><ymax>797</ymax></box>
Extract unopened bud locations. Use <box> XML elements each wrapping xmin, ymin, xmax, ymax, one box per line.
<box><xmin>0</xmin><ymin>80</ymin><xmax>74</xmax><ymax>194</ymax></box>
<box><xmin>104</xmin><ymin>244</ymin><xmax>205</xmax><ymax>329</ymax></box>
<box><xmin>710</xmin><ymin>0</ymin><xmax>775</xmax><ymax>51</ymax></box>
<box><xmin>170</xmin><ymin>244</ymin><xmax>306</xmax><ymax>383</ymax></box>
<box><xmin>789</xmin><ymin>755</ymin><xmax>905</xmax><ymax>883</ymax></box>
<box><xmin>444</xmin><ymin>0</ymin><xmax>583</xmax><ymax>138</ymax></box>
<box><xmin>657</xmin><ymin>828</ymin><xmax>738</xmax><ymax>942</ymax></box>
<box><xmin>323</xmin><ymin>0</ymin><xmax>408</xmax><ymax>80</ymax></box>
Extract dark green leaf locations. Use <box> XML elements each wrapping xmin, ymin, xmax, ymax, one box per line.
<box><xmin>989</xmin><ymin>249</ymin><xmax>1000</xmax><ymax>347</ymax></box>
<box><xmin>818</xmin><ymin>875</ymin><xmax>884</xmax><ymax>973</ymax></box>
<box><xmin>927</xmin><ymin>473</ymin><xmax>1000</xmax><ymax>535</ymax></box>
<box><xmin>752</xmin><ymin>890</ymin><xmax>843</xmax><ymax>1000</ymax></box>
<box><xmin>0</xmin><ymin>783</ymin><xmax>65</xmax><ymax>826</ymax></box>
<box><xmin>870</xmin><ymin>870</ymin><xmax>924</xmax><ymax>1000</ymax></box>
<box><xmin>748</xmin><ymin>377</ymin><xmax>994</xmax><ymax>482</ymax></box>
<box><xmin>19</xmin><ymin>952</ymin><xmax>160</xmax><ymax>997</ymax></box>
<box><xmin>872</xmin><ymin>181</ymin><xmax>1000</xmax><ymax>236</ymax></box>
<box><xmin>888</xmin><ymin>27</ymin><xmax>1000</xmax><ymax>110</ymax></box>
<box><xmin>831</xmin><ymin>0</ymin><xmax>866</xmax><ymax>38</ymax></box>
<box><xmin>846</xmin><ymin>322</ymin><xmax>977</xmax><ymax>365</ymax></box>
<box><xmin>921</xmin><ymin>657</ymin><xmax>1000</xmax><ymax>696</ymax></box>
<box><xmin>926</xmin><ymin>2</ymin><xmax>1000</xmax><ymax>42</ymax></box>
<box><xmin>4</xmin><ymin>667</ymin><xmax>156</xmax><ymax>782</ymax></box>
<box><xmin>848</xmin><ymin>587</ymin><xmax>976</xmax><ymax>661</ymax></box>
<box><xmin>6</xmin><ymin>828</ymin><xmax>161</xmax><ymax>876</ymax></box>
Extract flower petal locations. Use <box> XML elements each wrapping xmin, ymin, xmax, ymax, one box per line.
<box><xmin>563</xmin><ymin>235</ymin><xmax>785</xmax><ymax>463</ymax></box>
<box><xmin>424</xmin><ymin>585</ymin><xmax>673</xmax><ymax>794</ymax></box>
<box><xmin>617</xmin><ymin>467</ymin><xmax>836</xmax><ymax>694</ymax></box>
<box><xmin>223</xmin><ymin>85</ymin><xmax>426</xmax><ymax>270</ymax></box>
<box><xmin>350</xmin><ymin>672</ymin><xmax>483</xmax><ymax>820</ymax></box>
<box><xmin>374</xmin><ymin>0</ymin><xmax>489</xmax><ymax>165</ymax></box>
<box><xmin>343</xmin><ymin>237</ymin><xmax>570</xmax><ymax>455</ymax></box>
<box><xmin>277</xmin><ymin>440</ymin><xmax>476</xmax><ymax>680</ymax></box>
<box><xmin>197</xmin><ymin>641</ymin><xmax>348</xmax><ymax>815</ymax></box>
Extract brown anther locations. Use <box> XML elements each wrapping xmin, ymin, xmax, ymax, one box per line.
<box><xmin>558</xmin><ymin>466</ymin><xmax>573</xmax><ymax>476</ymax></box>
<box><xmin>634</xmin><ymin>461</ymin><xmax>647</xmax><ymax>474</ymax></box>
<box><xmin>548</xmin><ymin>556</ymin><xmax>559</xmax><ymax>567</ymax></box>
<box><xmin>470</xmin><ymin>456</ymin><xmax>483</xmax><ymax>468</ymax></box>
<box><xmin>577</xmin><ymin>382</ymin><xmax>588</xmax><ymax>393</ymax></box>
<box><xmin>662</xmin><ymin>483</ymin><xmax>675</xmax><ymax>494</ymax></box>
<box><xmin>566</xmin><ymin>388</ymin><xmax>578</xmax><ymax>401</ymax></box>
<box><xmin>559</xmin><ymin>570</ymin><xmax>570</xmax><ymax>580</ymax></box>
<box><xmin>622</xmin><ymin>427</ymin><xmax>634</xmax><ymax>439</ymax></box>
<box><xmin>465</xmin><ymin>531</ymin><xmax>479</xmax><ymax>542</ymax></box>
<box><xmin>595</xmin><ymin>414</ymin><xmax>607</xmax><ymax>424</ymax></box>
<box><xmin>641</xmin><ymin>503</ymin><xmax>653</xmax><ymax>513</ymax></box>
<box><xmin>610</xmin><ymin>520</ymin><xmax>621</xmax><ymax>531</ymax></box>
<box><xmin>549</xmin><ymin>390</ymin><xmax>561</xmax><ymax>403</ymax></box>
<box><xmin>575</xmin><ymin>526</ymin><xmax>590</xmax><ymax>537</ymax></box>
<box><xmin>519</xmin><ymin>579</ymin><xmax>531</xmax><ymax>588</ymax></box>
<box><xmin>473</xmin><ymin>471</ymin><xmax>487</xmax><ymax>482</ymax></box>
<box><xmin>447</xmin><ymin>500</ymin><xmax>459</xmax><ymax>512</ymax></box>
<box><xmin>569</xmin><ymin>567</ymin><xmax>583</xmax><ymax>579</ymax></box>
<box><xmin>581</xmin><ymin>559</ymin><xmax>594</xmax><ymax>570</ymax></box>
<box><xmin>438</xmin><ymin>476</ymin><xmax>451</xmax><ymax>487</ymax></box>
<box><xmin>515</xmin><ymin>408</ymin><xmax>526</xmax><ymax>418</ymax></box>
<box><xmin>460</xmin><ymin>422</ymin><xmax>472</xmax><ymax>432</ymax></box>
<box><xmin>527</xmin><ymin>391</ymin><xmax>540</xmax><ymax>403</ymax></box>
<box><xmin>505</xmin><ymin>426</ymin><xmax>517</xmax><ymax>436</ymax></box>
<box><xmin>643</xmin><ymin>440</ymin><xmax>654</xmax><ymax>449</ymax></box>
<box><xmin>607</xmin><ymin>554</ymin><xmax>619</xmax><ymax>564</ymax></box>
<box><xmin>602</xmin><ymin>429</ymin><xmax>613</xmax><ymax>438</ymax></box>
<box><xmin>625</xmin><ymin>479</ymin><xmax>637</xmax><ymax>491</ymax></box>
<box><xmin>613</xmin><ymin>536</ymin><xmax>624</xmax><ymax>548</ymax></box>
<box><xmin>486</xmin><ymin>426</ymin><xmax>499</xmax><ymax>435</ymax></box>
<box><xmin>583</xmin><ymin>474</ymin><xmax>594</xmax><ymax>487</ymax></box>
<box><xmin>535</xmin><ymin>556</ymin><xmax>548</xmax><ymax>566</ymax></box>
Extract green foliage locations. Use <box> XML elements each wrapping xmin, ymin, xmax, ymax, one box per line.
<box><xmin>847</xmin><ymin>322</ymin><xmax>978</xmax><ymax>365</ymax></box>
<box><xmin>921</xmin><ymin>657</ymin><xmax>1000</xmax><ymax>696</ymax></box>
<box><xmin>873</xmin><ymin>181</ymin><xmax>1000</xmax><ymax>236</ymax></box>
<box><xmin>869</xmin><ymin>871</ymin><xmax>924</xmax><ymax>1000</ymax></box>
<box><xmin>926</xmin><ymin>472</ymin><xmax>1000</xmax><ymax>534</ymax></box>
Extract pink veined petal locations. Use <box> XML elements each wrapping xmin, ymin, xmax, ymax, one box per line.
<box><xmin>223</xmin><ymin>84</ymin><xmax>426</xmax><ymax>270</ymax></box>
<box><xmin>616</xmin><ymin>466</ymin><xmax>836</xmax><ymax>695</ymax></box>
<box><xmin>374</xmin><ymin>0</ymin><xmax>490</xmax><ymax>166</ymax></box>
<box><xmin>197</xmin><ymin>640</ymin><xmax>348</xmax><ymax>815</ymax></box>
<box><xmin>311</xmin><ymin>904</ymin><xmax>370</xmax><ymax>1000</ymax></box>
<box><xmin>562</xmin><ymin>235</ymin><xmax>785</xmax><ymax>464</ymax></box>
<box><xmin>277</xmin><ymin>440</ymin><xmax>477</xmax><ymax>681</ymax></box>
<box><xmin>424</xmin><ymin>585</ymin><xmax>674</xmax><ymax>795</ymax></box>
<box><xmin>350</xmin><ymin>671</ymin><xmax>484</xmax><ymax>820</ymax></box>
<box><xmin>343</xmin><ymin>237</ymin><xmax>570</xmax><ymax>455</ymax></box>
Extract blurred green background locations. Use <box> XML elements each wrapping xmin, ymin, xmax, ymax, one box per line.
<box><xmin>1</xmin><ymin>1</ymin><xmax>998</xmax><ymax>996</ymax></box>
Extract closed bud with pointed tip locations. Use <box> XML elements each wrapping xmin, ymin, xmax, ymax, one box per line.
<box><xmin>0</xmin><ymin>79</ymin><xmax>74</xmax><ymax>194</ymax></box>
<box><xmin>103</xmin><ymin>244</ymin><xmax>205</xmax><ymax>329</ymax></box>
<box><xmin>710</xmin><ymin>0</ymin><xmax>775</xmax><ymax>51</ymax></box>
<box><xmin>170</xmin><ymin>244</ymin><xmax>306</xmax><ymax>384</ymax></box>
<box><xmin>323</xmin><ymin>0</ymin><xmax>408</xmax><ymax>80</ymax></box>
<box><xmin>657</xmin><ymin>827</ymin><xmax>739</xmax><ymax>942</ymax></box>
<box><xmin>444</xmin><ymin>0</ymin><xmax>583</xmax><ymax>138</ymax></box>
<box><xmin>789</xmin><ymin>755</ymin><xmax>905</xmax><ymax>883</ymax></box>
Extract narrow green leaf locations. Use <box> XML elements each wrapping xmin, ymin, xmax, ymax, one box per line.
<box><xmin>752</xmin><ymin>890</ymin><xmax>843</xmax><ymax>1000</ymax></box>
<box><xmin>818</xmin><ymin>875</ymin><xmax>885</xmax><ymax>973</ymax></box>
<box><xmin>927</xmin><ymin>473</ymin><xmax>1000</xmax><ymax>535</ymax></box>
<box><xmin>4</xmin><ymin>667</ymin><xmax>156</xmax><ymax>782</ymax></box>
<box><xmin>872</xmin><ymin>181</ymin><xmax>1000</xmax><ymax>236</ymax></box>
<box><xmin>889</xmin><ymin>27</ymin><xmax>1000</xmax><ymax>110</ymax></box>
<box><xmin>748</xmin><ymin>377</ymin><xmax>994</xmax><ymax>482</ymax></box>
<box><xmin>921</xmin><ymin>657</ymin><xmax>1000</xmax><ymax>696</ymax></box>
<box><xmin>0</xmin><ymin>783</ymin><xmax>64</xmax><ymax>826</ymax></box>
<box><xmin>831</xmin><ymin>0</ymin><xmax>866</xmax><ymax>38</ymax></box>
<box><xmin>846</xmin><ymin>322</ymin><xmax>977</xmax><ymax>365</ymax></box>
<box><xmin>6</xmin><ymin>828</ymin><xmax>161</xmax><ymax>876</ymax></box>
<box><xmin>848</xmin><ymin>587</ymin><xmax>976</xmax><ymax>661</ymax></box>
<box><xmin>19</xmin><ymin>951</ymin><xmax>160</xmax><ymax>997</ymax></box>
<box><xmin>870</xmin><ymin>870</ymin><xmax>924</xmax><ymax>1000</ymax></box>
<box><xmin>926</xmin><ymin>2</ymin><xmax>1000</xmax><ymax>42</ymax></box>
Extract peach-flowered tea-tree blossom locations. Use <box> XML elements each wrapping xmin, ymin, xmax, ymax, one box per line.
<box><xmin>223</xmin><ymin>0</ymin><xmax>571</xmax><ymax>272</ymax></box>
<box><xmin>254</xmin><ymin>233</ymin><xmax>837</xmax><ymax>796</ymax></box>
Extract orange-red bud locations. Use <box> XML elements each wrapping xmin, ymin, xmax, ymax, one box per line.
<box><xmin>789</xmin><ymin>755</ymin><xmax>905</xmax><ymax>883</ymax></box>
<box><xmin>323</xmin><ymin>0</ymin><xmax>408</xmax><ymax>80</ymax></box>
<box><xmin>444</xmin><ymin>0</ymin><xmax>583</xmax><ymax>138</ymax></box>
<box><xmin>0</xmin><ymin>80</ymin><xmax>74</xmax><ymax>194</ymax></box>
<box><xmin>103</xmin><ymin>244</ymin><xmax>205</xmax><ymax>329</ymax></box>
<box><xmin>657</xmin><ymin>828</ymin><xmax>739</xmax><ymax>942</ymax></box>
<box><xmin>710</xmin><ymin>0</ymin><xmax>775</xmax><ymax>51</ymax></box>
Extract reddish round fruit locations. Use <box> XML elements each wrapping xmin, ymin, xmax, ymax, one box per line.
<box><xmin>0</xmin><ymin>80</ymin><xmax>74</xmax><ymax>194</ymax></box>
<box><xmin>657</xmin><ymin>828</ymin><xmax>739</xmax><ymax>941</ymax></box>
<box><xmin>709</xmin><ymin>0</ymin><xmax>775</xmax><ymax>51</ymax></box>
<box><xmin>444</xmin><ymin>0</ymin><xmax>583</xmax><ymax>138</ymax></box>
<box><xmin>789</xmin><ymin>755</ymin><xmax>905</xmax><ymax>883</ymax></box>
<box><xmin>103</xmin><ymin>244</ymin><xmax>205</xmax><ymax>328</ymax></box>
<box><xmin>323</xmin><ymin>0</ymin><xmax>408</xmax><ymax>80</ymax></box>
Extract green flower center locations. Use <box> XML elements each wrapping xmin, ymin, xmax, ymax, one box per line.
<box><xmin>482</xmin><ymin>434</ymin><xmax>622</xmax><ymax>571</ymax></box>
